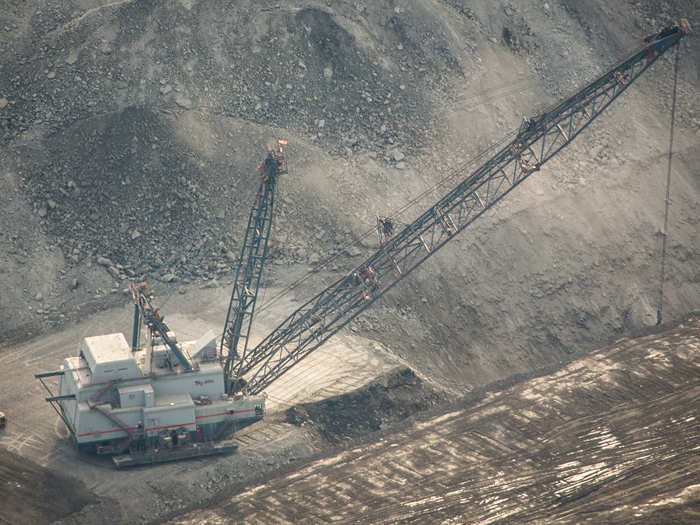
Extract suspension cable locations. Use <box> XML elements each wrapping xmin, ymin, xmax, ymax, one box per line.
<box><xmin>656</xmin><ymin>42</ymin><xmax>681</xmax><ymax>325</ymax></box>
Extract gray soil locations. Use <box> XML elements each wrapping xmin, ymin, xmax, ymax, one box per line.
<box><xmin>0</xmin><ymin>447</ymin><xmax>97</xmax><ymax>524</ymax></box>
<box><xmin>0</xmin><ymin>0</ymin><xmax>698</xmax><ymax>523</ymax></box>
<box><xmin>170</xmin><ymin>316</ymin><xmax>700</xmax><ymax>524</ymax></box>
<box><xmin>1</xmin><ymin>1</ymin><xmax>699</xmax><ymax>384</ymax></box>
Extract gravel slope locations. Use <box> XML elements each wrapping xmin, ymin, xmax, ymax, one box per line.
<box><xmin>1</xmin><ymin>0</ymin><xmax>698</xmax><ymax>389</ymax></box>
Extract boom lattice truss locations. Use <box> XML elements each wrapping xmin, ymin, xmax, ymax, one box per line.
<box><xmin>233</xmin><ymin>22</ymin><xmax>688</xmax><ymax>395</ymax></box>
<box><xmin>221</xmin><ymin>142</ymin><xmax>287</xmax><ymax>393</ymax></box>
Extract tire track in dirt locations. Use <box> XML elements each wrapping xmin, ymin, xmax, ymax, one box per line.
<box><xmin>170</xmin><ymin>317</ymin><xmax>700</xmax><ymax>524</ymax></box>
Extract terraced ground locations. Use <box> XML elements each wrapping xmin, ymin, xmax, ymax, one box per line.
<box><xmin>171</xmin><ymin>316</ymin><xmax>700</xmax><ymax>524</ymax></box>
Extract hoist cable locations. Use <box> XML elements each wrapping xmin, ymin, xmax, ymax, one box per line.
<box><xmin>656</xmin><ymin>42</ymin><xmax>681</xmax><ymax>325</ymax></box>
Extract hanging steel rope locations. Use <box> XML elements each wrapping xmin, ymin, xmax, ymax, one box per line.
<box><xmin>656</xmin><ymin>40</ymin><xmax>683</xmax><ymax>325</ymax></box>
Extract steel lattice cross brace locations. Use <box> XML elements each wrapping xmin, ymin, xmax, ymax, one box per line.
<box><xmin>130</xmin><ymin>282</ymin><xmax>194</xmax><ymax>371</ymax></box>
<box><xmin>221</xmin><ymin>142</ymin><xmax>287</xmax><ymax>392</ymax></box>
<box><xmin>234</xmin><ymin>23</ymin><xmax>689</xmax><ymax>395</ymax></box>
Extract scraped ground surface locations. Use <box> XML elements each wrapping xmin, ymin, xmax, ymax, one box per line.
<box><xmin>171</xmin><ymin>316</ymin><xmax>700</xmax><ymax>524</ymax></box>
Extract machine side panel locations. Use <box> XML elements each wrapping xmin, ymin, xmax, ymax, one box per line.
<box><xmin>143</xmin><ymin>395</ymin><xmax>196</xmax><ymax>436</ymax></box>
<box><xmin>150</xmin><ymin>365</ymin><xmax>225</xmax><ymax>399</ymax></box>
<box><xmin>74</xmin><ymin>403</ymin><xmax>141</xmax><ymax>443</ymax></box>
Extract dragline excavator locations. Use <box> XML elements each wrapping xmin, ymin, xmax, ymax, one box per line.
<box><xmin>36</xmin><ymin>21</ymin><xmax>689</xmax><ymax>467</ymax></box>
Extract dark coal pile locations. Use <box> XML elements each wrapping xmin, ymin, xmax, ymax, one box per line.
<box><xmin>285</xmin><ymin>367</ymin><xmax>446</xmax><ymax>445</ymax></box>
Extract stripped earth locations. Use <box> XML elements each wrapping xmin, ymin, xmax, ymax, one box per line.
<box><xmin>170</xmin><ymin>316</ymin><xmax>700</xmax><ymax>524</ymax></box>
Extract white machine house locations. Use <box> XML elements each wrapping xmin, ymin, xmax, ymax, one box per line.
<box><xmin>37</xmin><ymin>283</ymin><xmax>264</xmax><ymax>468</ymax></box>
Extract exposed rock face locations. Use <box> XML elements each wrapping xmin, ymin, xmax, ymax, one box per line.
<box><xmin>0</xmin><ymin>0</ymin><xmax>698</xmax><ymax>391</ymax></box>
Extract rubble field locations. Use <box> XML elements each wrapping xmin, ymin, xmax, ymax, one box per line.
<box><xmin>0</xmin><ymin>0</ymin><xmax>698</xmax><ymax>523</ymax></box>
